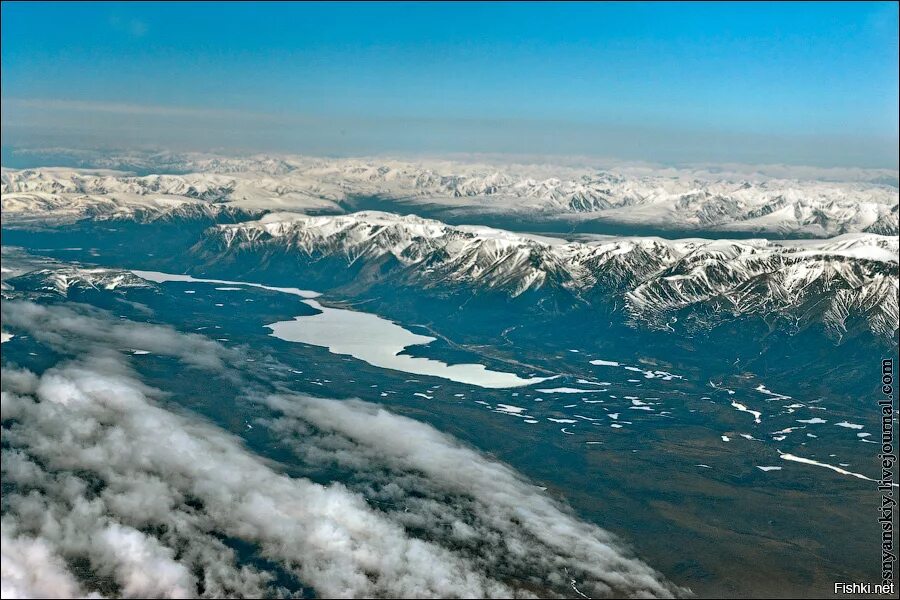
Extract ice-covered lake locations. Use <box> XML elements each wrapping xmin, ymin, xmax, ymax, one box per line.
<box><xmin>132</xmin><ymin>270</ymin><xmax>551</xmax><ymax>388</ymax></box>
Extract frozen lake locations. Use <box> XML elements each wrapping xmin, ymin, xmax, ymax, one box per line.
<box><xmin>132</xmin><ymin>270</ymin><xmax>552</xmax><ymax>388</ymax></box>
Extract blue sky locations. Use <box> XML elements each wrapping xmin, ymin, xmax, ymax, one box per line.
<box><xmin>2</xmin><ymin>2</ymin><xmax>897</xmax><ymax>167</ymax></box>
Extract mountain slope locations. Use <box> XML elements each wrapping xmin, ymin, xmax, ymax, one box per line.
<box><xmin>193</xmin><ymin>211</ymin><xmax>899</xmax><ymax>340</ymax></box>
<box><xmin>3</xmin><ymin>154</ymin><xmax>897</xmax><ymax>235</ymax></box>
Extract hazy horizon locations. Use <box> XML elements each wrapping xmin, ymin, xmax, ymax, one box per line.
<box><xmin>2</xmin><ymin>2</ymin><xmax>898</xmax><ymax>169</ymax></box>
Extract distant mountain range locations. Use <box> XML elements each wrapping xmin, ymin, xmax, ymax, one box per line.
<box><xmin>2</xmin><ymin>155</ymin><xmax>897</xmax><ymax>345</ymax></box>
<box><xmin>3</xmin><ymin>151</ymin><xmax>897</xmax><ymax>235</ymax></box>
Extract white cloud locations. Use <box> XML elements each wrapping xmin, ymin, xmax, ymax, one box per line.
<box><xmin>1</xmin><ymin>358</ymin><xmax>513</xmax><ymax>597</ymax></box>
<box><xmin>0</xmin><ymin>300</ymin><xmax>231</xmax><ymax>371</ymax></box>
<box><xmin>0</xmin><ymin>526</ymin><xmax>98</xmax><ymax>599</ymax></box>
<box><xmin>263</xmin><ymin>394</ymin><xmax>684</xmax><ymax>598</ymax></box>
<box><xmin>1</xmin><ymin>301</ymin><xmax>686</xmax><ymax>598</ymax></box>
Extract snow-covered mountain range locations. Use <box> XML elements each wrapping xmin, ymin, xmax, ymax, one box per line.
<box><xmin>3</xmin><ymin>152</ymin><xmax>897</xmax><ymax>235</ymax></box>
<box><xmin>199</xmin><ymin>211</ymin><xmax>899</xmax><ymax>340</ymax></box>
<box><xmin>2</xmin><ymin>154</ymin><xmax>897</xmax><ymax>341</ymax></box>
<box><xmin>0</xmin><ymin>246</ymin><xmax>155</xmax><ymax>296</ymax></box>
<box><xmin>2</xmin><ymin>266</ymin><xmax>154</xmax><ymax>296</ymax></box>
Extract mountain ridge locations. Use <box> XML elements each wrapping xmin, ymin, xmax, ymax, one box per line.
<box><xmin>3</xmin><ymin>155</ymin><xmax>897</xmax><ymax>235</ymax></box>
<box><xmin>196</xmin><ymin>211</ymin><xmax>899</xmax><ymax>340</ymax></box>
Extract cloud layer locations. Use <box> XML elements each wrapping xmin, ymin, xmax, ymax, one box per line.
<box><xmin>1</xmin><ymin>301</ymin><xmax>684</xmax><ymax>598</ymax></box>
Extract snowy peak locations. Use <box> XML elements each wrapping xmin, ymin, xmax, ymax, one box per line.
<box><xmin>3</xmin><ymin>154</ymin><xmax>897</xmax><ymax>235</ymax></box>
<box><xmin>212</xmin><ymin>211</ymin><xmax>579</xmax><ymax>297</ymax></box>
<box><xmin>3</xmin><ymin>266</ymin><xmax>155</xmax><ymax>297</ymax></box>
<box><xmin>202</xmin><ymin>211</ymin><xmax>899</xmax><ymax>339</ymax></box>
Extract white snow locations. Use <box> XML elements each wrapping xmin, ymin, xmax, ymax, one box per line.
<box><xmin>495</xmin><ymin>404</ymin><xmax>527</xmax><ymax>415</ymax></box>
<box><xmin>4</xmin><ymin>157</ymin><xmax>897</xmax><ymax>238</ymax></box>
<box><xmin>589</xmin><ymin>359</ymin><xmax>620</xmax><ymax>367</ymax></box>
<box><xmin>731</xmin><ymin>401</ymin><xmax>762</xmax><ymax>424</ymax></box>
<box><xmin>535</xmin><ymin>387</ymin><xmax>605</xmax><ymax>394</ymax></box>
<box><xmin>779</xmin><ymin>453</ymin><xmax>895</xmax><ymax>485</ymax></box>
